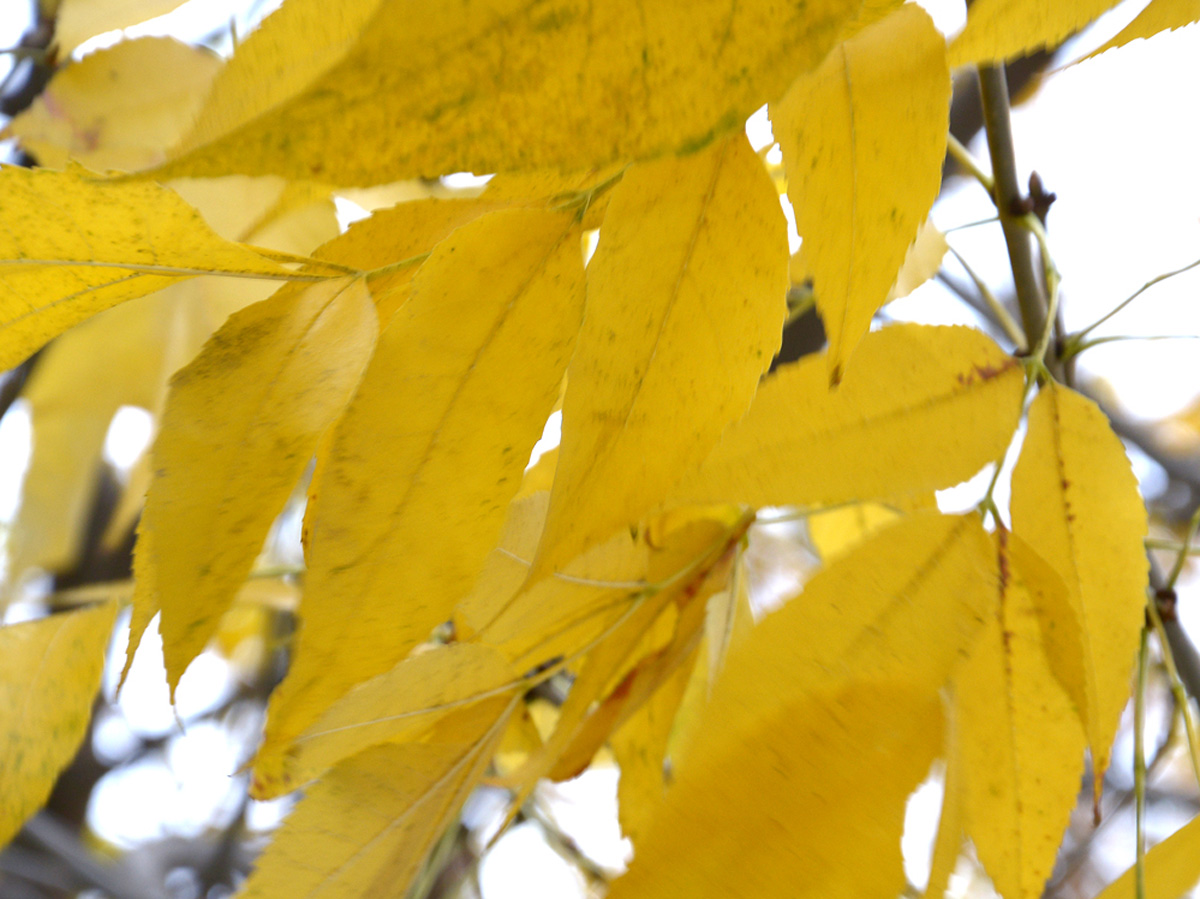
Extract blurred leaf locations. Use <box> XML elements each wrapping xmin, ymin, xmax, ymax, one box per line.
<box><xmin>950</xmin><ymin>0</ymin><xmax>1123</xmax><ymax>67</ymax></box>
<box><xmin>53</xmin><ymin>0</ymin><xmax>189</xmax><ymax>54</ymax></box>
<box><xmin>6</xmin><ymin>38</ymin><xmax>221</xmax><ymax>171</ymax></box>
<box><xmin>0</xmin><ymin>601</ymin><xmax>116</xmax><ymax>847</ymax></box>
<box><xmin>1074</xmin><ymin>0</ymin><xmax>1200</xmax><ymax>63</ymax></box>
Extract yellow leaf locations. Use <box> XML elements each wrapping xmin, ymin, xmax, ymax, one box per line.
<box><xmin>889</xmin><ymin>219</ymin><xmax>949</xmax><ymax>303</ymax></box>
<box><xmin>611</xmin><ymin>645</ymin><xmax>699</xmax><ymax>843</ymax></box>
<box><xmin>949</xmin><ymin>0</ymin><xmax>1123</xmax><ymax>67</ymax></box>
<box><xmin>1011</xmin><ymin>383</ymin><xmax>1148</xmax><ymax>786</ymax></box>
<box><xmin>5</xmin><ymin>38</ymin><xmax>221</xmax><ymax>172</ymax></box>
<box><xmin>675</xmin><ymin>324</ymin><xmax>1024</xmax><ymax>509</ymax></box>
<box><xmin>1073</xmin><ymin>0</ymin><xmax>1200</xmax><ymax>63</ymax></box>
<box><xmin>701</xmin><ymin>549</ymin><xmax>755</xmax><ymax>687</ymax></box>
<box><xmin>773</xmin><ymin>4</ymin><xmax>950</xmax><ymax>382</ymax></box>
<box><xmin>155</xmin><ymin>0</ymin><xmax>860</xmax><ymax>184</ymax></box>
<box><xmin>0</xmin><ymin>601</ymin><xmax>116</xmax><ymax>847</ymax></box>
<box><xmin>132</xmin><ymin>276</ymin><xmax>377</xmax><ymax>695</ymax></box>
<box><xmin>923</xmin><ymin>751</ymin><xmax>964</xmax><ymax>899</ymax></box>
<box><xmin>259</xmin><ymin>642</ymin><xmax>518</xmax><ymax>797</ymax></box>
<box><xmin>10</xmin><ymin>176</ymin><xmax>338</xmax><ymax>584</ymax></box>
<box><xmin>0</xmin><ymin>164</ymin><xmax>295</xmax><ymax>371</ymax></box>
<box><xmin>608</xmin><ymin>683</ymin><xmax>942</xmax><ymax>899</ymax></box>
<box><xmin>240</xmin><ymin>702</ymin><xmax>512</xmax><ymax>899</ymax></box>
<box><xmin>1095</xmin><ymin>811</ymin><xmax>1200</xmax><ymax>899</ymax></box>
<box><xmin>53</xmin><ymin>0</ymin><xmax>188</xmax><ymax>54</ymax></box>
<box><xmin>260</xmin><ymin>208</ymin><xmax>585</xmax><ymax>762</ymax></box>
<box><xmin>954</xmin><ymin>530</ymin><xmax>1086</xmax><ymax>899</ymax></box>
<box><xmin>531</xmin><ymin>134</ymin><xmax>787</xmax><ymax>579</ymax></box>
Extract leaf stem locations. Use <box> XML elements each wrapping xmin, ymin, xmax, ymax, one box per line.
<box><xmin>363</xmin><ymin>252</ymin><xmax>432</xmax><ymax>283</ymax></box>
<box><xmin>946</xmin><ymin>244</ymin><xmax>1026</xmax><ymax>349</ymax></box>
<box><xmin>1146</xmin><ymin>599</ymin><xmax>1200</xmax><ymax>788</ymax></box>
<box><xmin>977</xmin><ymin>64</ymin><xmax>1052</xmax><ymax>368</ymax></box>
<box><xmin>1167</xmin><ymin>506</ymin><xmax>1200</xmax><ymax>591</ymax></box>
<box><xmin>945</xmin><ymin>134</ymin><xmax>994</xmax><ymax>192</ymax></box>
<box><xmin>1134</xmin><ymin>624</ymin><xmax>1150</xmax><ymax>899</ymax></box>
<box><xmin>1075</xmin><ymin>255</ymin><xmax>1200</xmax><ymax>341</ymax></box>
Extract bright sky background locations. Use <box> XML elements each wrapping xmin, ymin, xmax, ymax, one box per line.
<box><xmin>0</xmin><ymin>0</ymin><xmax>1199</xmax><ymax>895</ymax></box>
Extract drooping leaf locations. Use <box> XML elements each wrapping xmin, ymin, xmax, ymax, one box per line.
<box><xmin>611</xmin><ymin>645</ymin><xmax>700</xmax><ymax>843</ymax></box>
<box><xmin>0</xmin><ymin>164</ymin><xmax>298</xmax><ymax>371</ymax></box>
<box><xmin>10</xmin><ymin>175</ymin><xmax>338</xmax><ymax>587</ymax></box>
<box><xmin>132</xmin><ymin>276</ymin><xmax>377</xmax><ymax>695</ymax></box>
<box><xmin>5</xmin><ymin>38</ymin><xmax>221</xmax><ymax>171</ymax></box>
<box><xmin>674</xmin><ymin>324</ymin><xmax>1024</xmax><ymax>509</ymax></box>
<box><xmin>949</xmin><ymin>0</ymin><xmax>1123</xmax><ymax>67</ymax></box>
<box><xmin>259</xmin><ymin>208</ymin><xmax>585</xmax><ymax>765</ymax></box>
<box><xmin>51</xmin><ymin>0</ymin><xmax>189</xmax><ymax>54</ymax></box>
<box><xmin>258</xmin><ymin>642</ymin><xmax>518</xmax><ymax>798</ymax></box>
<box><xmin>954</xmin><ymin>530</ymin><xmax>1087</xmax><ymax>899</ymax></box>
<box><xmin>0</xmin><ymin>601</ymin><xmax>116</xmax><ymax>847</ymax></box>
<box><xmin>1095</xmin><ymin>811</ymin><xmax>1200</xmax><ymax>899</ymax></box>
<box><xmin>1073</xmin><ymin>0</ymin><xmax>1200</xmax><ymax>63</ymax></box>
<box><xmin>530</xmin><ymin>133</ymin><xmax>787</xmax><ymax>580</ymax></box>
<box><xmin>240</xmin><ymin>701</ymin><xmax>512</xmax><ymax>899</ymax></box>
<box><xmin>154</xmin><ymin>0</ymin><xmax>861</xmax><ymax>185</ymax></box>
<box><xmin>772</xmin><ymin>4</ymin><xmax>950</xmax><ymax>382</ymax></box>
<box><xmin>608</xmin><ymin>683</ymin><xmax>943</xmax><ymax>899</ymax></box>
<box><xmin>1010</xmin><ymin>382</ymin><xmax>1148</xmax><ymax>788</ymax></box>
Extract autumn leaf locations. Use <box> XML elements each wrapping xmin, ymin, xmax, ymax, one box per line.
<box><xmin>258</xmin><ymin>208</ymin><xmax>585</xmax><ymax>767</ymax></box>
<box><xmin>50</xmin><ymin>0</ymin><xmax>190</xmax><ymax>54</ymax></box>
<box><xmin>530</xmin><ymin>133</ymin><xmax>787</xmax><ymax>580</ymax></box>
<box><xmin>153</xmin><ymin>0</ymin><xmax>861</xmax><ymax>184</ymax></box>
<box><xmin>130</xmin><ymin>276</ymin><xmax>377</xmax><ymax>695</ymax></box>
<box><xmin>1011</xmin><ymin>383</ymin><xmax>1148</xmax><ymax>789</ymax></box>
<box><xmin>0</xmin><ymin>164</ymin><xmax>307</xmax><ymax>371</ymax></box>
<box><xmin>5</xmin><ymin>38</ymin><xmax>222</xmax><ymax>172</ymax></box>
<box><xmin>0</xmin><ymin>602</ymin><xmax>116</xmax><ymax>846</ymax></box>
<box><xmin>773</xmin><ymin>3</ymin><xmax>950</xmax><ymax>382</ymax></box>
<box><xmin>240</xmin><ymin>701</ymin><xmax>513</xmax><ymax>899</ymax></box>
<box><xmin>950</xmin><ymin>0</ymin><xmax>1124</xmax><ymax>67</ymax></box>
<box><xmin>674</xmin><ymin>324</ymin><xmax>1024</xmax><ymax>509</ymax></box>
<box><xmin>1095</xmin><ymin>811</ymin><xmax>1200</xmax><ymax>899</ymax></box>
<box><xmin>609</xmin><ymin>683</ymin><xmax>943</xmax><ymax>898</ymax></box>
<box><xmin>1071</xmin><ymin>0</ymin><xmax>1200</xmax><ymax>64</ymax></box>
<box><xmin>954</xmin><ymin>530</ymin><xmax>1087</xmax><ymax>899</ymax></box>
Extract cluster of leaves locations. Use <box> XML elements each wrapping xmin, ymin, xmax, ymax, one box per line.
<box><xmin>2</xmin><ymin>0</ymin><xmax>1200</xmax><ymax>897</ymax></box>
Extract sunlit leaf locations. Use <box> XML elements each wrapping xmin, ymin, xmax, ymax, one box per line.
<box><xmin>954</xmin><ymin>530</ymin><xmax>1087</xmax><ymax>899</ymax></box>
<box><xmin>0</xmin><ymin>602</ymin><xmax>116</xmax><ymax>847</ymax></box>
<box><xmin>259</xmin><ymin>208</ymin><xmax>585</xmax><ymax>765</ymax></box>
<box><xmin>1073</xmin><ymin>0</ymin><xmax>1200</xmax><ymax>63</ymax></box>
<box><xmin>949</xmin><ymin>0</ymin><xmax>1123</xmax><ymax>67</ymax></box>
<box><xmin>675</xmin><ymin>324</ymin><xmax>1024</xmax><ymax>508</ymax></box>
<box><xmin>52</xmin><ymin>0</ymin><xmax>189</xmax><ymax>54</ymax></box>
<box><xmin>1095</xmin><ymin>811</ymin><xmax>1200</xmax><ymax>899</ymax></box>
<box><xmin>155</xmin><ymin>0</ymin><xmax>861</xmax><ymax>184</ymax></box>
<box><xmin>6</xmin><ymin>38</ymin><xmax>221</xmax><ymax>172</ymax></box>
<box><xmin>530</xmin><ymin>133</ymin><xmax>787</xmax><ymax>580</ymax></box>
<box><xmin>773</xmin><ymin>4</ymin><xmax>949</xmax><ymax>381</ymax></box>
<box><xmin>132</xmin><ymin>276</ymin><xmax>377</xmax><ymax>695</ymax></box>
<box><xmin>0</xmin><ymin>164</ymin><xmax>297</xmax><ymax>371</ymax></box>
<box><xmin>240</xmin><ymin>701</ymin><xmax>512</xmax><ymax>899</ymax></box>
<box><xmin>1010</xmin><ymin>382</ymin><xmax>1148</xmax><ymax>788</ymax></box>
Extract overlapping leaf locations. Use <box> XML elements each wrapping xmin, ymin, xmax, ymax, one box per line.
<box><xmin>674</xmin><ymin>324</ymin><xmax>1024</xmax><ymax>508</ymax></box>
<box><xmin>155</xmin><ymin>0</ymin><xmax>861</xmax><ymax>184</ymax></box>
<box><xmin>0</xmin><ymin>164</ymin><xmax>297</xmax><ymax>371</ymax></box>
<box><xmin>530</xmin><ymin>133</ymin><xmax>787</xmax><ymax>580</ymax></box>
<box><xmin>1011</xmin><ymin>383</ymin><xmax>1148</xmax><ymax>788</ymax></box>
<box><xmin>1073</xmin><ymin>0</ymin><xmax>1200</xmax><ymax>63</ymax></box>
<box><xmin>773</xmin><ymin>4</ymin><xmax>950</xmax><ymax>381</ymax></box>
<box><xmin>0</xmin><ymin>602</ymin><xmax>116</xmax><ymax>846</ymax></box>
<box><xmin>1095</xmin><ymin>812</ymin><xmax>1200</xmax><ymax>899</ymax></box>
<box><xmin>950</xmin><ymin>0</ymin><xmax>1123</xmax><ymax>67</ymax></box>
<box><xmin>5</xmin><ymin>37</ymin><xmax>221</xmax><ymax>172</ymax></box>
<box><xmin>240</xmin><ymin>701</ymin><xmax>513</xmax><ymax>899</ymax></box>
<box><xmin>131</xmin><ymin>276</ymin><xmax>377</xmax><ymax>695</ymax></box>
<box><xmin>258</xmin><ymin>208</ymin><xmax>585</xmax><ymax>770</ymax></box>
<box><xmin>50</xmin><ymin>0</ymin><xmax>190</xmax><ymax>54</ymax></box>
<box><xmin>954</xmin><ymin>530</ymin><xmax>1086</xmax><ymax>899</ymax></box>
